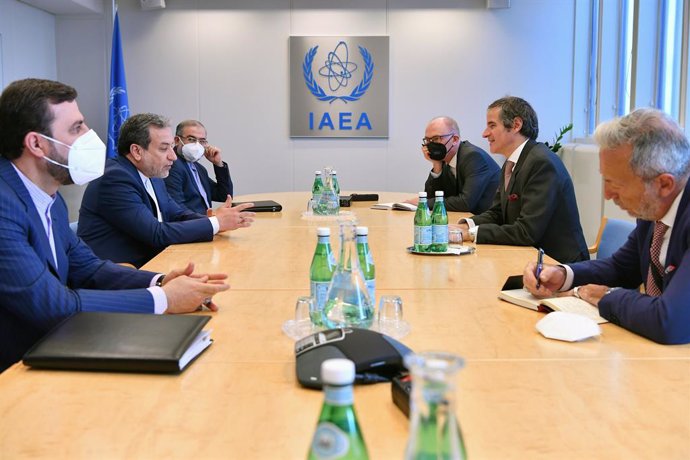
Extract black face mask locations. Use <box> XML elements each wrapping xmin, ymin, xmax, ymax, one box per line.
<box><xmin>426</xmin><ymin>141</ymin><xmax>449</xmax><ymax>161</ymax></box>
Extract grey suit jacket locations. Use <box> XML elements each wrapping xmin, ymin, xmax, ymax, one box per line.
<box><xmin>471</xmin><ymin>140</ymin><xmax>589</xmax><ymax>263</ymax></box>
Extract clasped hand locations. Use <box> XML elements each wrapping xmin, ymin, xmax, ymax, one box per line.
<box><xmin>160</xmin><ymin>262</ymin><xmax>229</xmax><ymax>313</ymax></box>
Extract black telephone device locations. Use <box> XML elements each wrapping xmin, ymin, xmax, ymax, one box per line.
<box><xmin>295</xmin><ymin>328</ymin><xmax>412</xmax><ymax>389</ymax></box>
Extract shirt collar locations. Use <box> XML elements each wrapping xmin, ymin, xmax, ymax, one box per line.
<box><xmin>137</xmin><ymin>170</ymin><xmax>151</xmax><ymax>187</ymax></box>
<box><xmin>506</xmin><ymin>139</ymin><xmax>529</xmax><ymax>165</ymax></box>
<box><xmin>659</xmin><ymin>187</ymin><xmax>684</xmax><ymax>229</ymax></box>
<box><xmin>10</xmin><ymin>163</ymin><xmax>57</xmax><ymax>212</ymax></box>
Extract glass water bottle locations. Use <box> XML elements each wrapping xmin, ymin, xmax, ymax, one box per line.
<box><xmin>404</xmin><ymin>352</ymin><xmax>467</xmax><ymax>460</ymax></box>
<box><xmin>317</xmin><ymin>172</ymin><xmax>340</xmax><ymax>216</ymax></box>
<box><xmin>322</xmin><ymin>221</ymin><xmax>375</xmax><ymax>329</ymax></box>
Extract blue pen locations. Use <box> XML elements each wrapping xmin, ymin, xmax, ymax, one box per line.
<box><xmin>535</xmin><ymin>248</ymin><xmax>544</xmax><ymax>289</ymax></box>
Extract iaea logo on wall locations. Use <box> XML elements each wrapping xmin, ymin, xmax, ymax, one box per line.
<box><xmin>290</xmin><ymin>36</ymin><xmax>389</xmax><ymax>138</ymax></box>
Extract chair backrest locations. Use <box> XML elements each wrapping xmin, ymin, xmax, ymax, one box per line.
<box><xmin>69</xmin><ymin>221</ymin><xmax>78</xmax><ymax>235</ymax></box>
<box><xmin>595</xmin><ymin>218</ymin><xmax>637</xmax><ymax>260</ymax></box>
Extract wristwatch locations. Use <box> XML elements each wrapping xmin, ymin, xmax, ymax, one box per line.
<box><xmin>155</xmin><ymin>275</ymin><xmax>165</xmax><ymax>287</ymax></box>
<box><xmin>573</xmin><ymin>286</ymin><xmax>581</xmax><ymax>299</ymax></box>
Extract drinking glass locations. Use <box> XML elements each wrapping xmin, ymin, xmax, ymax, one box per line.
<box><xmin>282</xmin><ymin>296</ymin><xmax>316</xmax><ymax>340</ymax></box>
<box><xmin>378</xmin><ymin>295</ymin><xmax>410</xmax><ymax>338</ymax></box>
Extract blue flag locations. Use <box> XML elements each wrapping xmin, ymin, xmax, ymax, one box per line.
<box><xmin>107</xmin><ymin>11</ymin><xmax>129</xmax><ymax>158</ymax></box>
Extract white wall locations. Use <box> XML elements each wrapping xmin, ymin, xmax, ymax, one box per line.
<box><xmin>0</xmin><ymin>0</ymin><xmax>56</xmax><ymax>86</ymax></box>
<box><xmin>4</xmin><ymin>0</ymin><xmax>584</xmax><ymax>221</ymax></box>
<box><xmin>59</xmin><ymin>0</ymin><xmax>578</xmax><ymax>196</ymax></box>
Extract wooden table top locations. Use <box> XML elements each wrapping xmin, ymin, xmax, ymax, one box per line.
<box><xmin>1</xmin><ymin>191</ymin><xmax>688</xmax><ymax>459</ymax></box>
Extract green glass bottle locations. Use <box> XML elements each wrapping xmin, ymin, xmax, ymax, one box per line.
<box><xmin>403</xmin><ymin>352</ymin><xmax>467</xmax><ymax>460</ymax></box>
<box><xmin>414</xmin><ymin>192</ymin><xmax>432</xmax><ymax>252</ymax></box>
<box><xmin>310</xmin><ymin>227</ymin><xmax>336</xmax><ymax>326</ymax></box>
<box><xmin>332</xmin><ymin>170</ymin><xmax>341</xmax><ymax>196</ymax></box>
<box><xmin>308</xmin><ymin>359</ymin><xmax>369</xmax><ymax>460</ymax></box>
<box><xmin>355</xmin><ymin>226</ymin><xmax>375</xmax><ymax>304</ymax></box>
<box><xmin>431</xmin><ymin>191</ymin><xmax>448</xmax><ymax>252</ymax></box>
<box><xmin>312</xmin><ymin>171</ymin><xmax>324</xmax><ymax>214</ymax></box>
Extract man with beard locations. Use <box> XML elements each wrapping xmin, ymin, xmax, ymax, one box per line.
<box><xmin>164</xmin><ymin>119</ymin><xmax>233</xmax><ymax>215</ymax></box>
<box><xmin>0</xmin><ymin>78</ymin><xmax>230</xmax><ymax>371</ymax></box>
<box><xmin>78</xmin><ymin>113</ymin><xmax>254</xmax><ymax>268</ymax></box>
<box><xmin>453</xmin><ymin>97</ymin><xmax>589</xmax><ymax>263</ymax></box>
<box><xmin>405</xmin><ymin>116</ymin><xmax>500</xmax><ymax>214</ymax></box>
<box><xmin>523</xmin><ymin>108</ymin><xmax>690</xmax><ymax>344</ymax></box>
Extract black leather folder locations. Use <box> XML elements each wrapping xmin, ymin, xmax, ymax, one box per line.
<box><xmin>231</xmin><ymin>200</ymin><xmax>282</xmax><ymax>212</ymax></box>
<box><xmin>23</xmin><ymin>312</ymin><xmax>212</xmax><ymax>373</ymax></box>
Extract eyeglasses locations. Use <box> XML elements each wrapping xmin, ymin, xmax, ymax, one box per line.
<box><xmin>422</xmin><ymin>133</ymin><xmax>454</xmax><ymax>146</ymax></box>
<box><xmin>178</xmin><ymin>135</ymin><xmax>209</xmax><ymax>147</ymax></box>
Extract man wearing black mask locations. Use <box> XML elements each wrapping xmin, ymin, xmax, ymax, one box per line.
<box><xmin>406</xmin><ymin>116</ymin><xmax>500</xmax><ymax>213</ymax></box>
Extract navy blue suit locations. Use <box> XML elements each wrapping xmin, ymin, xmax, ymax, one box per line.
<box><xmin>78</xmin><ymin>156</ymin><xmax>213</xmax><ymax>268</ymax></box>
<box><xmin>0</xmin><ymin>157</ymin><xmax>157</xmax><ymax>371</ymax></box>
<box><xmin>471</xmin><ymin>140</ymin><xmax>589</xmax><ymax>263</ymax></box>
<box><xmin>164</xmin><ymin>155</ymin><xmax>233</xmax><ymax>214</ymax></box>
<box><xmin>569</xmin><ymin>180</ymin><xmax>690</xmax><ymax>344</ymax></box>
<box><xmin>425</xmin><ymin>141</ymin><xmax>500</xmax><ymax>214</ymax></box>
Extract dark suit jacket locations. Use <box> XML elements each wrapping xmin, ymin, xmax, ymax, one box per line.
<box><xmin>0</xmin><ymin>157</ymin><xmax>157</xmax><ymax>371</ymax></box>
<box><xmin>425</xmin><ymin>140</ymin><xmax>500</xmax><ymax>214</ymax></box>
<box><xmin>569</xmin><ymin>180</ymin><xmax>690</xmax><ymax>344</ymax></box>
<box><xmin>164</xmin><ymin>155</ymin><xmax>233</xmax><ymax>214</ymax></box>
<box><xmin>78</xmin><ymin>156</ymin><xmax>213</xmax><ymax>268</ymax></box>
<box><xmin>471</xmin><ymin>140</ymin><xmax>589</xmax><ymax>263</ymax></box>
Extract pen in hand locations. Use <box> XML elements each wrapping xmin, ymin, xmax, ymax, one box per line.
<box><xmin>535</xmin><ymin>248</ymin><xmax>544</xmax><ymax>289</ymax></box>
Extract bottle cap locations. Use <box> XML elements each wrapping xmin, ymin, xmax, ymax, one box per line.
<box><xmin>435</xmin><ymin>190</ymin><xmax>444</xmax><ymax>197</ymax></box>
<box><xmin>315</xmin><ymin>170</ymin><xmax>322</xmax><ymax>175</ymax></box>
<box><xmin>355</xmin><ymin>226</ymin><xmax>368</xmax><ymax>236</ymax></box>
<box><xmin>332</xmin><ymin>170</ymin><xmax>337</xmax><ymax>174</ymax></box>
<box><xmin>316</xmin><ymin>227</ymin><xmax>330</xmax><ymax>237</ymax></box>
<box><xmin>418</xmin><ymin>192</ymin><xmax>427</xmax><ymax>198</ymax></box>
<box><xmin>321</xmin><ymin>359</ymin><xmax>355</xmax><ymax>385</ymax></box>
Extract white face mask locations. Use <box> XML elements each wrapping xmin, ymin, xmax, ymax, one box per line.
<box><xmin>180</xmin><ymin>141</ymin><xmax>205</xmax><ymax>163</ymax></box>
<box><xmin>40</xmin><ymin>129</ymin><xmax>106</xmax><ymax>185</ymax></box>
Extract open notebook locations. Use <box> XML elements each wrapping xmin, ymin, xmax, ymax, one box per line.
<box><xmin>498</xmin><ymin>288</ymin><xmax>608</xmax><ymax>324</ymax></box>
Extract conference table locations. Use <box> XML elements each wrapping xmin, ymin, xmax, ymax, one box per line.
<box><xmin>1</xmin><ymin>192</ymin><xmax>689</xmax><ymax>459</ymax></box>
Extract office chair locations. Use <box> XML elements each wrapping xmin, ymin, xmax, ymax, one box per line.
<box><xmin>69</xmin><ymin>221</ymin><xmax>78</xmax><ymax>235</ymax></box>
<box><xmin>588</xmin><ymin>217</ymin><xmax>636</xmax><ymax>260</ymax></box>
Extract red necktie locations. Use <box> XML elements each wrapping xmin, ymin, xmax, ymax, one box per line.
<box><xmin>646</xmin><ymin>221</ymin><xmax>669</xmax><ymax>296</ymax></box>
<box><xmin>504</xmin><ymin>160</ymin><xmax>514</xmax><ymax>191</ymax></box>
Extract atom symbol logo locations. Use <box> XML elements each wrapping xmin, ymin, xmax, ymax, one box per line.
<box><xmin>318</xmin><ymin>41</ymin><xmax>359</xmax><ymax>92</ymax></box>
<box><xmin>303</xmin><ymin>42</ymin><xmax>375</xmax><ymax>103</ymax></box>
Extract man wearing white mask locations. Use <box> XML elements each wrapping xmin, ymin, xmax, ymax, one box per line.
<box><xmin>0</xmin><ymin>78</ymin><xmax>231</xmax><ymax>372</ymax></box>
<box><xmin>165</xmin><ymin>120</ymin><xmax>233</xmax><ymax>214</ymax></box>
<box><xmin>78</xmin><ymin>113</ymin><xmax>254</xmax><ymax>268</ymax></box>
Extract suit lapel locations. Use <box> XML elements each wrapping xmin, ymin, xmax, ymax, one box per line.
<box><xmin>117</xmin><ymin>156</ymin><xmax>158</xmax><ymax>217</ymax></box>
<box><xmin>661</xmin><ymin>181</ymin><xmax>690</xmax><ymax>288</ymax></box>
<box><xmin>51</xmin><ymin>197</ymin><xmax>70</xmax><ymax>283</ymax></box>
<box><xmin>501</xmin><ymin>140</ymin><xmax>535</xmax><ymax>221</ymax></box>
<box><xmin>0</xmin><ymin>158</ymin><xmax>61</xmax><ymax>278</ymax></box>
<box><xmin>151</xmin><ymin>178</ymin><xmax>168</xmax><ymax>221</ymax></box>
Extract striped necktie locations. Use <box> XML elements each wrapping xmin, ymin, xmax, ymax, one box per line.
<box><xmin>646</xmin><ymin>221</ymin><xmax>669</xmax><ymax>296</ymax></box>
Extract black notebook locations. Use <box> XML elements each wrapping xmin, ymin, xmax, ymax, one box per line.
<box><xmin>23</xmin><ymin>312</ymin><xmax>212</xmax><ymax>373</ymax></box>
<box><xmin>231</xmin><ymin>200</ymin><xmax>282</xmax><ymax>212</ymax></box>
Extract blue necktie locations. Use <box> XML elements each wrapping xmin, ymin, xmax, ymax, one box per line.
<box><xmin>189</xmin><ymin>163</ymin><xmax>210</xmax><ymax>208</ymax></box>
